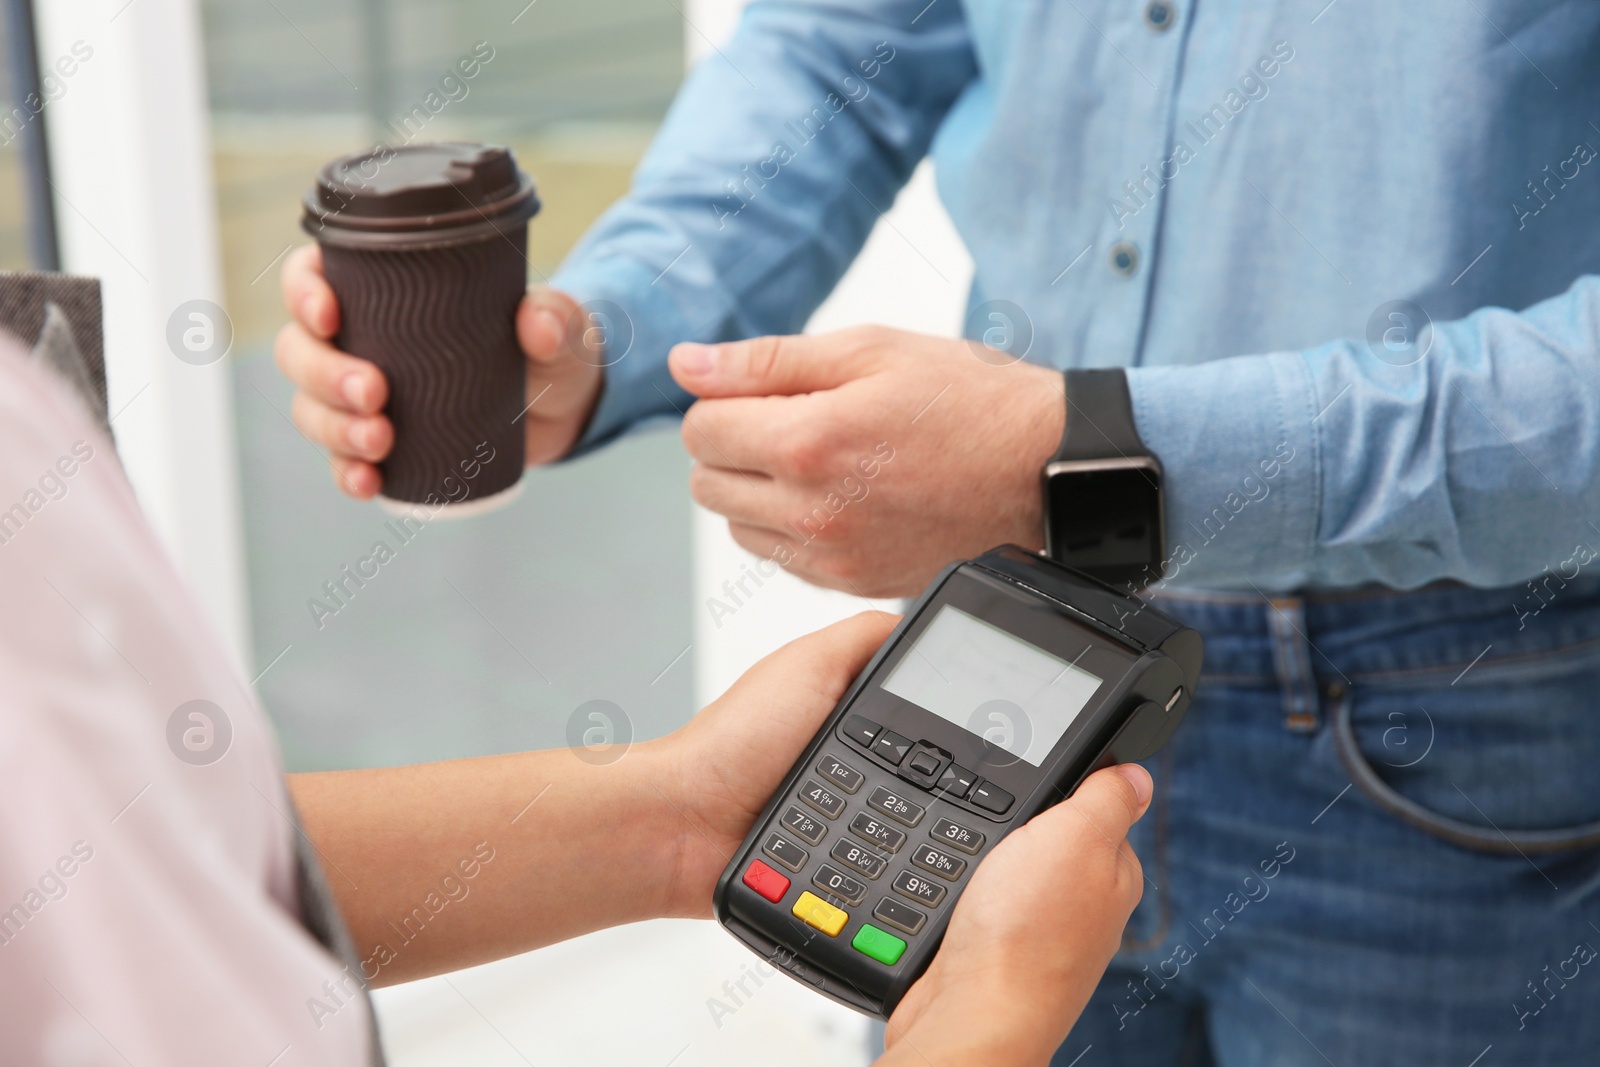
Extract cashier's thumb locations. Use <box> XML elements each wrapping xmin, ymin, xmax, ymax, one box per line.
<box><xmin>517</xmin><ymin>287</ymin><xmax>586</xmax><ymax>366</ymax></box>
<box><xmin>1071</xmin><ymin>763</ymin><xmax>1153</xmax><ymax>840</ymax></box>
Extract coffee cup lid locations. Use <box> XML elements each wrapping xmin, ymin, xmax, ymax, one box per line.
<box><xmin>302</xmin><ymin>142</ymin><xmax>539</xmax><ymax>249</ymax></box>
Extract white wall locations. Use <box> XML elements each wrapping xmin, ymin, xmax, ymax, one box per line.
<box><xmin>36</xmin><ymin>0</ymin><xmax>251</xmax><ymax>669</ymax></box>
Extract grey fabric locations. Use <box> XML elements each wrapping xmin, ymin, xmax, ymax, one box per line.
<box><xmin>290</xmin><ymin>800</ymin><xmax>388</xmax><ymax>1066</ymax></box>
<box><xmin>0</xmin><ymin>271</ymin><xmax>107</xmax><ymax>428</ymax></box>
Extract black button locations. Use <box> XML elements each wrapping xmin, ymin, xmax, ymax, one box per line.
<box><xmin>850</xmin><ymin>812</ymin><xmax>908</xmax><ymax>853</ymax></box>
<box><xmin>763</xmin><ymin>833</ymin><xmax>809</xmax><ymax>872</ymax></box>
<box><xmin>1110</xmin><ymin>241</ymin><xmax>1140</xmax><ymax>277</ymax></box>
<box><xmin>781</xmin><ymin>806</ymin><xmax>827</xmax><ymax>846</ymax></box>
<box><xmin>871</xmin><ymin>730</ymin><xmax>913</xmax><ymax>765</ymax></box>
<box><xmin>910</xmin><ymin>843</ymin><xmax>967</xmax><ymax>881</ymax></box>
<box><xmin>830</xmin><ymin>839</ymin><xmax>888</xmax><ymax>879</ymax></box>
<box><xmin>892</xmin><ymin>869</ymin><xmax>947</xmax><ymax>906</ymax></box>
<box><xmin>872</xmin><ymin>895</ymin><xmax>927</xmax><ymax>936</ymax></box>
<box><xmin>817</xmin><ymin>754</ymin><xmax>864</xmax><ymax>794</ymax></box>
<box><xmin>935</xmin><ymin>763</ymin><xmax>977</xmax><ymax>799</ymax></box>
<box><xmin>970</xmin><ymin>781</ymin><xmax>1014</xmax><ymax>815</ymax></box>
<box><xmin>813</xmin><ymin>864</ymin><xmax>868</xmax><ymax>906</ymax></box>
<box><xmin>840</xmin><ymin>715</ymin><xmax>882</xmax><ymax>748</ymax></box>
<box><xmin>866</xmin><ymin>786</ymin><xmax>926</xmax><ymax>828</ymax></box>
<box><xmin>908</xmin><ymin>750</ymin><xmax>941</xmax><ymax>776</ymax></box>
<box><xmin>930</xmin><ymin>817</ymin><xmax>985</xmax><ymax>855</ymax></box>
<box><xmin>1144</xmin><ymin>0</ymin><xmax>1175</xmax><ymax>32</ymax></box>
<box><xmin>798</xmin><ymin>778</ymin><xmax>847</xmax><ymax>819</ymax></box>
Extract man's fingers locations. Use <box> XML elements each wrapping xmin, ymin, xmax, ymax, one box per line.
<box><xmin>330</xmin><ymin>454</ymin><xmax>382</xmax><ymax>500</ymax></box>
<box><xmin>281</xmin><ymin>244</ymin><xmax>339</xmax><ymax>340</ymax></box>
<box><xmin>290</xmin><ymin>392</ymin><xmax>394</xmax><ymax>462</ymax></box>
<box><xmin>669</xmin><ymin>326</ymin><xmax>899</xmax><ymax>399</ymax></box>
<box><xmin>274</xmin><ymin>322</ymin><xmax>387</xmax><ymax>415</ymax></box>
<box><xmin>680</xmin><ymin>395</ymin><xmax>803</xmax><ymax>472</ymax></box>
<box><xmin>688</xmin><ymin>464</ymin><xmax>788</xmax><ymax>527</ymax></box>
<box><xmin>516</xmin><ymin>286</ymin><xmax>584</xmax><ymax>366</ymax></box>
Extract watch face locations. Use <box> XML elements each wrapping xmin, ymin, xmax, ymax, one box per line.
<box><xmin>1046</xmin><ymin>463</ymin><xmax>1163</xmax><ymax>574</ymax></box>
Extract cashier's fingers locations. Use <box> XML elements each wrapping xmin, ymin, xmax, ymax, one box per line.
<box><xmin>274</xmin><ymin>320</ymin><xmax>388</xmax><ymax>416</ymax></box>
<box><xmin>281</xmin><ymin>244</ymin><xmax>339</xmax><ymax>339</ymax></box>
<box><xmin>1029</xmin><ymin>763</ymin><xmax>1152</xmax><ymax>890</ymax></box>
<box><xmin>290</xmin><ymin>391</ymin><xmax>393</xmax><ymax>463</ymax></box>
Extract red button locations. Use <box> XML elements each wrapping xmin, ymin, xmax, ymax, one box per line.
<box><xmin>743</xmin><ymin>859</ymin><xmax>791</xmax><ymax>903</ymax></box>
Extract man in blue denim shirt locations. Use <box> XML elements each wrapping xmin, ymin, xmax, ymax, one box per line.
<box><xmin>278</xmin><ymin>1</ymin><xmax>1600</xmax><ymax>1061</ymax></box>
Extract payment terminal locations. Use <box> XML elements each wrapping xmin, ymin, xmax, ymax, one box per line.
<box><xmin>713</xmin><ymin>545</ymin><xmax>1202</xmax><ymax>1018</ymax></box>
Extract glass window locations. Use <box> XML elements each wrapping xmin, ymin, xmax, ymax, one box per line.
<box><xmin>0</xmin><ymin>7</ymin><xmax>46</xmax><ymax>271</ymax></box>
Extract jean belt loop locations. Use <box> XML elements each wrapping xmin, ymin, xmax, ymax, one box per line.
<box><xmin>1264</xmin><ymin>596</ymin><xmax>1319</xmax><ymax>732</ymax></box>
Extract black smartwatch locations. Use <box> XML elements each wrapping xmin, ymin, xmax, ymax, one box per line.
<box><xmin>1041</xmin><ymin>368</ymin><xmax>1165</xmax><ymax>590</ymax></box>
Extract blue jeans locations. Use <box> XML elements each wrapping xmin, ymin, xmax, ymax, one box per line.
<box><xmin>1050</xmin><ymin>579</ymin><xmax>1600</xmax><ymax>1066</ymax></box>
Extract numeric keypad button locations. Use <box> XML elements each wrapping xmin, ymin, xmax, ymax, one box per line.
<box><xmin>781</xmin><ymin>806</ymin><xmax>827</xmax><ymax>845</ymax></box>
<box><xmin>892</xmin><ymin>869</ymin><xmax>947</xmax><ymax>906</ymax></box>
<box><xmin>817</xmin><ymin>754</ymin><xmax>865</xmax><ymax>794</ymax></box>
<box><xmin>872</xmin><ymin>895</ymin><xmax>927</xmax><ymax>935</ymax></box>
<box><xmin>866</xmin><ymin>786</ymin><xmax>926</xmax><ymax>828</ymax></box>
<box><xmin>910</xmin><ymin>843</ymin><xmax>967</xmax><ymax>881</ymax></box>
<box><xmin>850</xmin><ymin>812</ymin><xmax>907</xmax><ymax>853</ymax></box>
<box><xmin>812</xmin><ymin>864</ymin><xmax>868</xmax><ymax>906</ymax></box>
<box><xmin>830</xmin><ymin>839</ymin><xmax>888</xmax><ymax>879</ymax></box>
<box><xmin>762</xmin><ymin>833</ymin><xmax>809</xmax><ymax>873</ymax></box>
<box><xmin>798</xmin><ymin>779</ymin><xmax>847</xmax><ymax>819</ymax></box>
<box><xmin>930</xmin><ymin>817</ymin><xmax>985</xmax><ymax>855</ymax></box>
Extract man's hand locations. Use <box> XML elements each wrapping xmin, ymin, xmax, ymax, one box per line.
<box><xmin>659</xmin><ymin>610</ymin><xmax>900</xmax><ymax>914</ymax></box>
<box><xmin>883</xmin><ymin>763</ymin><xmax>1153</xmax><ymax>1065</ymax></box>
<box><xmin>273</xmin><ymin>244</ymin><xmax>604</xmax><ymax>498</ymax></box>
<box><xmin>669</xmin><ymin>326</ymin><xmax>1064</xmax><ymax>599</ymax></box>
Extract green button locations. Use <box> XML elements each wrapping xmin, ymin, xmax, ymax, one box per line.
<box><xmin>852</xmin><ymin>923</ymin><xmax>907</xmax><ymax>965</ymax></box>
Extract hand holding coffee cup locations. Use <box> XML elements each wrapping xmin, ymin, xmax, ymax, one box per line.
<box><xmin>280</xmin><ymin>143</ymin><xmax>603</xmax><ymax>509</ymax></box>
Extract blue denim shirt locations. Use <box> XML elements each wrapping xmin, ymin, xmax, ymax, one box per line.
<box><xmin>552</xmin><ymin>0</ymin><xmax>1600</xmax><ymax>593</ymax></box>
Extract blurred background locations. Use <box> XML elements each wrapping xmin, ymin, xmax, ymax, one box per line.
<box><xmin>5</xmin><ymin>0</ymin><xmax>971</xmax><ymax>1062</ymax></box>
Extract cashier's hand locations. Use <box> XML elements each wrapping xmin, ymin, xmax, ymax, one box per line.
<box><xmin>661</xmin><ymin>610</ymin><xmax>899</xmax><ymax>915</ymax></box>
<box><xmin>669</xmin><ymin>327</ymin><xmax>1064</xmax><ymax>599</ymax></box>
<box><xmin>273</xmin><ymin>244</ymin><xmax>603</xmax><ymax>498</ymax></box>
<box><xmin>883</xmin><ymin>763</ymin><xmax>1153</xmax><ymax>1066</ymax></box>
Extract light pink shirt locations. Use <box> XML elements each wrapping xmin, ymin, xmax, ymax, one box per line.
<box><xmin>0</xmin><ymin>343</ymin><xmax>373</xmax><ymax>1065</ymax></box>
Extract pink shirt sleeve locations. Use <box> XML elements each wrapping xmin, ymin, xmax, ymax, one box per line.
<box><xmin>0</xmin><ymin>342</ymin><xmax>373</xmax><ymax>1065</ymax></box>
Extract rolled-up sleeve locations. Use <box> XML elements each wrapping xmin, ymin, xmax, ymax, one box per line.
<box><xmin>1128</xmin><ymin>274</ymin><xmax>1600</xmax><ymax>590</ymax></box>
<box><xmin>553</xmin><ymin>0</ymin><xmax>978</xmax><ymax>453</ymax></box>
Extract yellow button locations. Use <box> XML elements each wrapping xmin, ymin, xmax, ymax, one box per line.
<box><xmin>791</xmin><ymin>891</ymin><xmax>849</xmax><ymax>936</ymax></box>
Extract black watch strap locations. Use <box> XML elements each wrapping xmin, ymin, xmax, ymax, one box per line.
<box><xmin>1053</xmin><ymin>368</ymin><xmax>1150</xmax><ymax>461</ymax></box>
<box><xmin>1043</xmin><ymin>368</ymin><xmax>1165</xmax><ymax>590</ymax></box>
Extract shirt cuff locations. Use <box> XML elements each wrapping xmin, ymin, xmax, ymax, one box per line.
<box><xmin>1125</xmin><ymin>351</ymin><xmax>1320</xmax><ymax>590</ymax></box>
<box><xmin>551</xmin><ymin>256</ymin><xmax>699</xmax><ymax>458</ymax></box>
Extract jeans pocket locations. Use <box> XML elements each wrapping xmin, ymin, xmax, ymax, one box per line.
<box><xmin>1331</xmin><ymin>670</ymin><xmax>1600</xmax><ymax>854</ymax></box>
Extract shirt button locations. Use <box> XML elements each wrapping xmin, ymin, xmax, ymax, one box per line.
<box><xmin>1110</xmin><ymin>241</ymin><xmax>1140</xmax><ymax>276</ymax></box>
<box><xmin>1144</xmin><ymin>1</ymin><xmax>1176</xmax><ymax>31</ymax></box>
